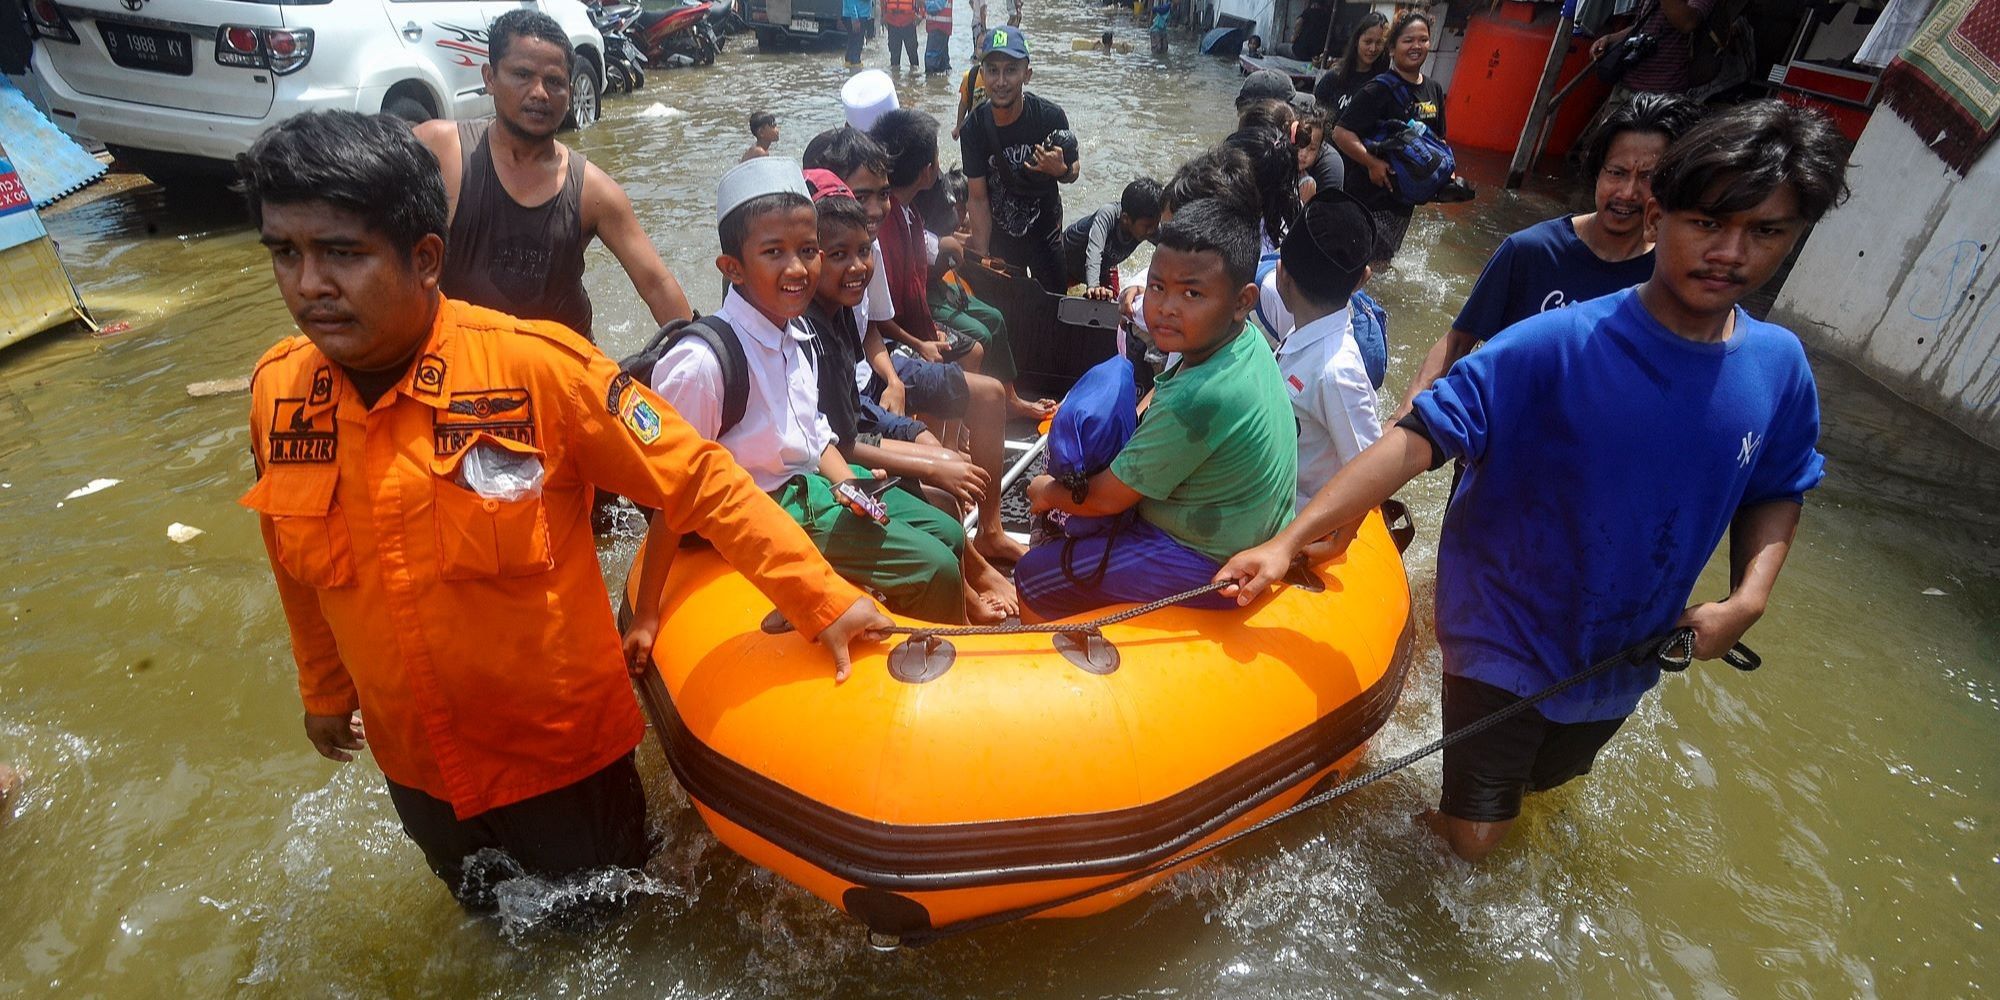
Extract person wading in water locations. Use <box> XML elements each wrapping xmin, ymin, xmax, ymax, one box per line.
<box><xmin>238</xmin><ymin>111</ymin><xmax>886</xmax><ymax>914</ymax></box>
<box><xmin>415</xmin><ymin>9</ymin><xmax>693</xmax><ymax>341</ymax></box>
<box><xmin>1218</xmin><ymin>101</ymin><xmax>1851</xmax><ymax>863</ymax></box>
<box><xmin>959</xmin><ymin>27</ymin><xmax>1081</xmax><ymax>293</ymax></box>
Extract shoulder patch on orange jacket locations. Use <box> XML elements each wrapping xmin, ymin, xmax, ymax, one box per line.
<box><xmin>250</xmin><ymin>335</ymin><xmax>317</xmax><ymax>389</ymax></box>
<box><xmin>511</xmin><ymin>318</ymin><xmax>601</xmax><ymax>364</ymax></box>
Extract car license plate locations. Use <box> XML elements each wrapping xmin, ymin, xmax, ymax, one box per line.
<box><xmin>100</xmin><ymin>23</ymin><xmax>194</xmax><ymax>76</ymax></box>
<box><xmin>790</xmin><ymin>18</ymin><xmax>820</xmax><ymax>33</ymax></box>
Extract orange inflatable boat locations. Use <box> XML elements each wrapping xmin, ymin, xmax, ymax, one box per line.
<box><xmin>628</xmin><ymin>508</ymin><xmax>1412</xmax><ymax>943</ymax></box>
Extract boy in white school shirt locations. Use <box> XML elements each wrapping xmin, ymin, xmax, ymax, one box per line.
<box><xmin>1273</xmin><ymin>188</ymin><xmax>1382</xmax><ymax>509</ymax></box>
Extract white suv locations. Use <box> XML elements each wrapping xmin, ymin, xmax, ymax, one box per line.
<box><xmin>26</xmin><ymin>0</ymin><xmax>605</xmax><ymax>188</ymax></box>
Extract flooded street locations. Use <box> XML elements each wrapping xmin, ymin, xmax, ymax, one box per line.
<box><xmin>5</xmin><ymin>3</ymin><xmax>1999</xmax><ymax>995</ymax></box>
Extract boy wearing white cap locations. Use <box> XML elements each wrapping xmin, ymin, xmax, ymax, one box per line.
<box><xmin>644</xmin><ymin>157</ymin><xmax>970</xmax><ymax>625</ymax></box>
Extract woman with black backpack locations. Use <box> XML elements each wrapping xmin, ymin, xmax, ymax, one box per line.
<box><xmin>1332</xmin><ymin>11</ymin><xmax>1449</xmax><ymax>266</ymax></box>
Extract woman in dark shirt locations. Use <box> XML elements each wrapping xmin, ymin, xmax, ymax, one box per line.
<box><xmin>1312</xmin><ymin>11</ymin><xmax>1389</xmax><ymax>119</ymax></box>
<box><xmin>1333</xmin><ymin>10</ymin><xmax>1446</xmax><ymax>266</ymax></box>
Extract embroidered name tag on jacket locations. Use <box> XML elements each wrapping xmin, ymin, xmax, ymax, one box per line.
<box><xmin>268</xmin><ymin>399</ymin><xmax>337</xmax><ymax>464</ymax></box>
<box><xmin>434</xmin><ymin>388</ymin><xmax>537</xmax><ymax>455</ymax></box>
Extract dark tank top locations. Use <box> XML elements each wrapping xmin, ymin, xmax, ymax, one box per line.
<box><xmin>439</xmin><ymin>119</ymin><xmax>594</xmax><ymax>339</ymax></box>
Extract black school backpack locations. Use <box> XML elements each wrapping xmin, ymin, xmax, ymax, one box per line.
<box><xmin>617</xmin><ymin>315</ymin><xmax>749</xmax><ymax>436</ymax></box>
<box><xmin>1366</xmin><ymin>72</ymin><xmax>1456</xmax><ymax>205</ymax></box>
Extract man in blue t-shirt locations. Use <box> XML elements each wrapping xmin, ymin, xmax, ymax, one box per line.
<box><xmin>1395</xmin><ymin>94</ymin><xmax>1703</xmax><ymax>419</ymax></box>
<box><xmin>1214</xmin><ymin>101</ymin><xmax>1852</xmax><ymax>863</ymax></box>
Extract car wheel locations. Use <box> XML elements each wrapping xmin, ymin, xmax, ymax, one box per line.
<box><xmin>565</xmin><ymin>58</ymin><xmax>600</xmax><ymax>129</ymax></box>
<box><xmin>754</xmin><ymin>27</ymin><xmax>786</xmax><ymax>52</ymax></box>
<box><xmin>383</xmin><ymin>94</ymin><xmax>432</xmax><ymax>123</ymax></box>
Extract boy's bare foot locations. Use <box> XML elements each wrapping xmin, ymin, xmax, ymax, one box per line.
<box><xmin>1008</xmin><ymin>395</ymin><xmax>1057</xmax><ymax>422</ymax></box>
<box><xmin>967</xmin><ymin>558</ymin><xmax>1020</xmax><ymax>618</ymax></box>
<box><xmin>965</xmin><ymin>585</ymin><xmax>1010</xmax><ymax>623</ymax></box>
<box><xmin>0</xmin><ymin>764</ymin><xmax>20</xmax><ymax>814</ymax></box>
<box><xmin>974</xmin><ymin>530</ymin><xmax>1028</xmax><ymax>567</ymax></box>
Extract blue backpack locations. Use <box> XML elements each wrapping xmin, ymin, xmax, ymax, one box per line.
<box><xmin>1368</xmin><ymin>72</ymin><xmax>1455</xmax><ymax>205</ymax></box>
<box><xmin>1044</xmin><ymin>353</ymin><xmax>1138</xmax><ymax>540</ymax></box>
<box><xmin>1348</xmin><ymin>288</ymin><xmax>1388</xmax><ymax>390</ymax></box>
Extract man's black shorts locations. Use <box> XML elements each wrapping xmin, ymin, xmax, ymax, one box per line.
<box><xmin>1439</xmin><ymin>674</ymin><xmax>1628</xmax><ymax>824</ymax></box>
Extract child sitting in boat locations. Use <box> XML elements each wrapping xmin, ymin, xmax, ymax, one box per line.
<box><xmin>799</xmin><ymin>169</ymin><xmax>1018</xmax><ymax>619</ymax></box>
<box><xmin>915</xmin><ymin>168</ymin><xmax>1053</xmax><ymax>420</ymax></box>
<box><xmin>1273</xmin><ymin>187</ymin><xmax>1381</xmax><ymax>510</ymax></box>
<box><xmin>811</xmin><ymin>122</ymin><xmax>1031</xmax><ymax>567</ymax></box>
<box><xmin>1018</xmin><ymin>196</ymin><xmax>1298</xmax><ymax>619</ymax></box>
<box><xmin>1061</xmin><ymin>176</ymin><xmax>1163</xmax><ymax>299</ymax></box>
<box><xmin>645</xmin><ymin>157</ymin><xmax>968</xmax><ymax>625</ymax></box>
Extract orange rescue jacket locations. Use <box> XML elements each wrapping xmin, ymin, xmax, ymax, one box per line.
<box><xmin>242</xmin><ymin>298</ymin><xmax>863</xmax><ymax>818</ymax></box>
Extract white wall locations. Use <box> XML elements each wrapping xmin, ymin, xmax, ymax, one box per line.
<box><xmin>1769</xmin><ymin>112</ymin><xmax>2000</xmax><ymax>449</ymax></box>
<box><xmin>1214</xmin><ymin>0</ymin><xmax>1281</xmax><ymax>46</ymax></box>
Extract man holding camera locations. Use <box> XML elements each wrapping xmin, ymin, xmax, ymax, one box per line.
<box><xmin>959</xmin><ymin>27</ymin><xmax>1082</xmax><ymax>293</ymax></box>
<box><xmin>1589</xmin><ymin>0</ymin><xmax>1719</xmax><ymax>96</ymax></box>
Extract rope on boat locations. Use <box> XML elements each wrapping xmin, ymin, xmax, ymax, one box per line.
<box><xmin>879</xmin><ymin>627</ymin><xmax>1759</xmax><ymax>949</ymax></box>
<box><xmin>874</xmin><ymin>580</ymin><xmax>1235</xmax><ymax>638</ymax></box>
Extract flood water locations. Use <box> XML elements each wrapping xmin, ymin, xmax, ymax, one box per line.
<box><xmin>5</xmin><ymin>4</ymin><xmax>1999</xmax><ymax>996</ymax></box>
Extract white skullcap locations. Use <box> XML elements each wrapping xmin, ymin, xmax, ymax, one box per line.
<box><xmin>841</xmin><ymin>70</ymin><xmax>899</xmax><ymax>132</ymax></box>
<box><xmin>716</xmin><ymin>156</ymin><xmax>809</xmax><ymax>224</ymax></box>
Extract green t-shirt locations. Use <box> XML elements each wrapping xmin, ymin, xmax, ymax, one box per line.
<box><xmin>1109</xmin><ymin>325</ymin><xmax>1298</xmax><ymax>563</ymax></box>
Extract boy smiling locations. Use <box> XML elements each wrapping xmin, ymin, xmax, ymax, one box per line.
<box><xmin>643</xmin><ymin>158</ymin><xmax>968</xmax><ymax>630</ymax></box>
<box><xmin>799</xmin><ymin>170</ymin><xmax>1017</xmax><ymax>620</ymax></box>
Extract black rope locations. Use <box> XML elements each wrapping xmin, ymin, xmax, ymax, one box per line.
<box><xmin>887</xmin><ymin>626</ymin><xmax>1739</xmax><ymax>948</ymax></box>
<box><xmin>875</xmin><ymin>580</ymin><xmax>1234</xmax><ymax>639</ymax></box>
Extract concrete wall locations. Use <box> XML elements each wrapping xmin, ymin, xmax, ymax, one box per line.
<box><xmin>1769</xmin><ymin>111</ymin><xmax>2000</xmax><ymax>450</ymax></box>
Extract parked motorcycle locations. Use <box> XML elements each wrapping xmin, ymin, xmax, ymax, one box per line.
<box><xmin>632</xmin><ymin>0</ymin><xmax>722</xmax><ymax>67</ymax></box>
<box><xmin>706</xmin><ymin>0</ymin><xmax>749</xmax><ymax>38</ymax></box>
<box><xmin>589</xmin><ymin>2</ymin><xmax>647</xmax><ymax>93</ymax></box>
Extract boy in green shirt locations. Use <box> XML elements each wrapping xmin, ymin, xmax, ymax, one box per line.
<box><xmin>1020</xmin><ymin>197</ymin><xmax>1296</xmax><ymax>619</ymax></box>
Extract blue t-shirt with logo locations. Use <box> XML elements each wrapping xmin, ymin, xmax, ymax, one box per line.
<box><xmin>1410</xmin><ymin>288</ymin><xmax>1825</xmax><ymax>723</ymax></box>
<box><xmin>1452</xmin><ymin>215</ymin><xmax>1656</xmax><ymax>342</ymax></box>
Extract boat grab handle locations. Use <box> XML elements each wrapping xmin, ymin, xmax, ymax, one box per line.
<box><xmin>870</xmin><ymin>579</ymin><xmax>1236</xmax><ymax>682</ymax></box>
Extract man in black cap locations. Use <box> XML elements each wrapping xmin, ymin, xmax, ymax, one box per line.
<box><xmin>960</xmin><ymin>26</ymin><xmax>1080</xmax><ymax>292</ymax></box>
<box><xmin>1273</xmin><ymin>188</ymin><xmax>1379</xmax><ymax>510</ymax></box>
<box><xmin>1235</xmin><ymin>68</ymin><xmax>1296</xmax><ymax>112</ymax></box>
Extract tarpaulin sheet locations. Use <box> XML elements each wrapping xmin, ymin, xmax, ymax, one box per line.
<box><xmin>0</xmin><ymin>78</ymin><xmax>107</xmax><ymax>207</ymax></box>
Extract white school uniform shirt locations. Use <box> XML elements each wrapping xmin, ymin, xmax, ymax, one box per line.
<box><xmin>1254</xmin><ymin>266</ymin><xmax>1294</xmax><ymax>343</ymax></box>
<box><xmin>650</xmin><ymin>287</ymin><xmax>835</xmax><ymax>492</ymax></box>
<box><xmin>853</xmin><ymin>241</ymin><xmax>897</xmax><ymax>390</ymax></box>
<box><xmin>1277</xmin><ymin>306</ymin><xmax>1382</xmax><ymax>512</ymax></box>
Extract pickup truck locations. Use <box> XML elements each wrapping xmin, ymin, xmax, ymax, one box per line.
<box><xmin>741</xmin><ymin>0</ymin><xmax>854</xmax><ymax>50</ymax></box>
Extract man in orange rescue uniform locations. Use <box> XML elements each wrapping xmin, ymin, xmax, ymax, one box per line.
<box><xmin>237</xmin><ymin>110</ymin><xmax>890</xmax><ymax>911</ymax></box>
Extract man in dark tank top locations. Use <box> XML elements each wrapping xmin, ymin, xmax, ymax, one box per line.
<box><xmin>414</xmin><ymin>9</ymin><xmax>691</xmax><ymax>342</ymax></box>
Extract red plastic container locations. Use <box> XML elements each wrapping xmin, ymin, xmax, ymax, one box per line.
<box><xmin>1443</xmin><ymin>3</ymin><xmax>1609</xmax><ymax>157</ymax></box>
